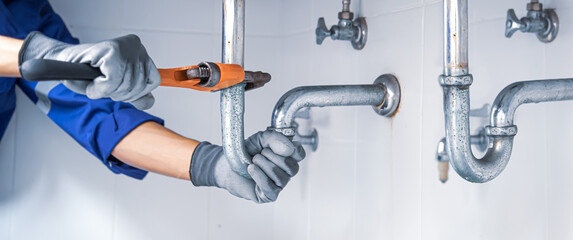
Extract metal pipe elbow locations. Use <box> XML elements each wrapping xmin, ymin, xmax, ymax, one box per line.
<box><xmin>490</xmin><ymin>82</ymin><xmax>528</xmax><ymax>127</ymax></box>
<box><xmin>271</xmin><ymin>86</ymin><xmax>310</xmax><ymax>131</ymax></box>
<box><xmin>490</xmin><ymin>79</ymin><xmax>573</xmax><ymax>127</ymax></box>
<box><xmin>270</xmin><ymin>74</ymin><xmax>400</xmax><ymax>136</ymax></box>
<box><xmin>447</xmin><ymin>135</ymin><xmax>514</xmax><ymax>183</ymax></box>
<box><xmin>443</xmin><ymin>85</ymin><xmax>515</xmax><ymax>183</ymax></box>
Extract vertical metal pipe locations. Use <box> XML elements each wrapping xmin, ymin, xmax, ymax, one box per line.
<box><xmin>444</xmin><ymin>0</ymin><xmax>468</xmax><ymax>76</ymax></box>
<box><xmin>221</xmin><ymin>0</ymin><xmax>251</xmax><ymax>178</ymax></box>
<box><xmin>222</xmin><ymin>0</ymin><xmax>244</xmax><ymax>65</ymax></box>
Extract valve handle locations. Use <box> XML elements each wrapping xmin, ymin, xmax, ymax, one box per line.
<box><xmin>505</xmin><ymin>9</ymin><xmax>525</xmax><ymax>38</ymax></box>
<box><xmin>315</xmin><ymin>17</ymin><xmax>331</xmax><ymax>45</ymax></box>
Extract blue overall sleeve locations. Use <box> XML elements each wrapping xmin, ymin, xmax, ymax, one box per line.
<box><xmin>1</xmin><ymin>0</ymin><xmax>164</xmax><ymax>179</ymax></box>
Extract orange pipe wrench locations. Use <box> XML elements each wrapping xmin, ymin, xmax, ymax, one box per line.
<box><xmin>159</xmin><ymin>61</ymin><xmax>270</xmax><ymax>92</ymax></box>
<box><xmin>20</xmin><ymin>60</ymin><xmax>271</xmax><ymax>92</ymax></box>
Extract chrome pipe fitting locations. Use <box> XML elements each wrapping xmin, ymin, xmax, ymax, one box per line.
<box><xmin>315</xmin><ymin>0</ymin><xmax>367</xmax><ymax>50</ymax></box>
<box><xmin>505</xmin><ymin>0</ymin><xmax>559</xmax><ymax>43</ymax></box>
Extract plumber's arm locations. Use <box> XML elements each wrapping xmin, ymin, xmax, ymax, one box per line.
<box><xmin>112</xmin><ymin>121</ymin><xmax>306</xmax><ymax>203</ymax></box>
<box><xmin>112</xmin><ymin>121</ymin><xmax>199</xmax><ymax>180</ymax></box>
<box><xmin>0</xmin><ymin>35</ymin><xmax>22</xmax><ymax>77</ymax></box>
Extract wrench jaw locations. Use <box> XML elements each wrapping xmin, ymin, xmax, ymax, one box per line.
<box><xmin>159</xmin><ymin>62</ymin><xmax>271</xmax><ymax>92</ymax></box>
<box><xmin>189</xmin><ymin>62</ymin><xmax>222</xmax><ymax>88</ymax></box>
<box><xmin>244</xmin><ymin>71</ymin><xmax>271</xmax><ymax>91</ymax></box>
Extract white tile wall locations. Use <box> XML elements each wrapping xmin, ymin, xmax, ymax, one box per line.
<box><xmin>1</xmin><ymin>0</ymin><xmax>573</xmax><ymax>239</ymax></box>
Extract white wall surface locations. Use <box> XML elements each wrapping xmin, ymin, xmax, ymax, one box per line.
<box><xmin>1</xmin><ymin>0</ymin><xmax>572</xmax><ymax>239</ymax></box>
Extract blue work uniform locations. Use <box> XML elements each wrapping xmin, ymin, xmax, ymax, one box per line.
<box><xmin>0</xmin><ymin>0</ymin><xmax>163</xmax><ymax>179</ymax></box>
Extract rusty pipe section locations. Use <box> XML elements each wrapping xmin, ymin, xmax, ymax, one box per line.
<box><xmin>441</xmin><ymin>0</ymin><xmax>573</xmax><ymax>182</ymax></box>
<box><xmin>221</xmin><ymin>0</ymin><xmax>251</xmax><ymax>178</ymax></box>
<box><xmin>270</xmin><ymin>74</ymin><xmax>400</xmax><ymax>136</ymax></box>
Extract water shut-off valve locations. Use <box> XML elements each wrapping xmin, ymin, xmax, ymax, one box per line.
<box><xmin>505</xmin><ymin>0</ymin><xmax>559</xmax><ymax>43</ymax></box>
<box><xmin>315</xmin><ymin>0</ymin><xmax>367</xmax><ymax>50</ymax></box>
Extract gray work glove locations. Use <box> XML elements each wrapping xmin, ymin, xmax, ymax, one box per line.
<box><xmin>190</xmin><ymin>130</ymin><xmax>306</xmax><ymax>203</ymax></box>
<box><xmin>18</xmin><ymin>31</ymin><xmax>160</xmax><ymax>110</ymax></box>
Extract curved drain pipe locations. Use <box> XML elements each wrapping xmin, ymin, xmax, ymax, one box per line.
<box><xmin>441</xmin><ymin>0</ymin><xmax>573</xmax><ymax>182</ymax></box>
<box><xmin>269</xmin><ymin>74</ymin><xmax>401</xmax><ymax>137</ymax></box>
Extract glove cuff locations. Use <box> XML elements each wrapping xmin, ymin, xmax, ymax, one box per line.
<box><xmin>189</xmin><ymin>141</ymin><xmax>223</xmax><ymax>187</ymax></box>
<box><xmin>17</xmin><ymin>31</ymin><xmax>40</xmax><ymax>77</ymax></box>
<box><xmin>18</xmin><ymin>31</ymin><xmax>43</xmax><ymax>65</ymax></box>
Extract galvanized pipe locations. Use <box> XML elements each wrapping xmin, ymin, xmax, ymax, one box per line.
<box><xmin>441</xmin><ymin>0</ymin><xmax>514</xmax><ymax>183</ymax></box>
<box><xmin>270</xmin><ymin>84</ymin><xmax>385</xmax><ymax>135</ymax></box>
<box><xmin>441</xmin><ymin>0</ymin><xmax>573</xmax><ymax>183</ymax></box>
<box><xmin>442</xmin><ymin>86</ymin><xmax>515</xmax><ymax>182</ymax></box>
<box><xmin>221</xmin><ymin>0</ymin><xmax>251</xmax><ymax>178</ymax></box>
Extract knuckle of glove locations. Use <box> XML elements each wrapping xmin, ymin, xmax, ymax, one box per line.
<box><xmin>291</xmin><ymin>143</ymin><xmax>307</xmax><ymax>162</ymax></box>
<box><xmin>263</xmin><ymin>131</ymin><xmax>296</xmax><ymax>157</ymax></box>
<box><xmin>245</xmin><ymin>131</ymin><xmax>265</xmax><ymax>155</ymax></box>
<box><xmin>261</xmin><ymin>148</ymin><xmax>299</xmax><ymax>177</ymax></box>
<box><xmin>253</xmin><ymin>153</ymin><xmax>291</xmax><ymax>188</ymax></box>
<box><xmin>248</xmin><ymin>164</ymin><xmax>281</xmax><ymax>201</ymax></box>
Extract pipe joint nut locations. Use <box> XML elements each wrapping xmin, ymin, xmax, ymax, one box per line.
<box><xmin>439</xmin><ymin>74</ymin><xmax>473</xmax><ymax>87</ymax></box>
<box><xmin>267</xmin><ymin>127</ymin><xmax>297</xmax><ymax>137</ymax></box>
<box><xmin>485</xmin><ymin>125</ymin><xmax>518</xmax><ymax>136</ymax></box>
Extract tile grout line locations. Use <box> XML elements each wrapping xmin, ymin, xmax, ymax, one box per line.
<box><xmin>542</xmin><ymin>37</ymin><xmax>549</xmax><ymax>240</ymax></box>
<box><xmin>418</xmin><ymin>5</ymin><xmax>427</xmax><ymax>240</ymax></box>
<box><xmin>306</xmin><ymin>2</ymin><xmax>315</xmax><ymax>238</ymax></box>
<box><xmin>352</xmin><ymin>58</ymin><xmax>359</xmax><ymax>240</ymax></box>
<box><xmin>367</xmin><ymin>3</ymin><xmax>425</xmax><ymax>19</ymax></box>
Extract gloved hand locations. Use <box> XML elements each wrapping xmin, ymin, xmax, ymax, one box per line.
<box><xmin>190</xmin><ymin>130</ymin><xmax>306</xmax><ymax>203</ymax></box>
<box><xmin>18</xmin><ymin>31</ymin><xmax>160</xmax><ymax>110</ymax></box>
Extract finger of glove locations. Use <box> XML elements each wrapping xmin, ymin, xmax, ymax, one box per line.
<box><xmin>85</xmin><ymin>35</ymin><xmax>145</xmax><ymax>99</ymax></box>
<box><xmin>248</xmin><ymin>164</ymin><xmax>280</xmax><ymax>202</ymax></box>
<box><xmin>253</xmin><ymin>153</ymin><xmax>291</xmax><ymax>188</ymax></box>
<box><xmin>290</xmin><ymin>142</ymin><xmax>306</xmax><ymax>162</ymax></box>
<box><xmin>261</xmin><ymin>148</ymin><xmax>299</xmax><ymax>177</ymax></box>
<box><xmin>254</xmin><ymin>186</ymin><xmax>274</xmax><ymax>203</ymax></box>
<box><xmin>110</xmin><ymin>61</ymin><xmax>146</xmax><ymax>102</ymax></box>
<box><xmin>118</xmin><ymin>59</ymin><xmax>160</xmax><ymax>104</ymax></box>
<box><xmin>245</xmin><ymin>130</ymin><xmax>295</xmax><ymax>157</ymax></box>
<box><xmin>128</xmin><ymin>93</ymin><xmax>155</xmax><ymax>110</ymax></box>
<box><xmin>85</xmin><ymin>54</ymin><xmax>124</xmax><ymax>99</ymax></box>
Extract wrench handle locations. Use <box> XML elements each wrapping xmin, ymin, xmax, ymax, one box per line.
<box><xmin>20</xmin><ymin>59</ymin><xmax>102</xmax><ymax>81</ymax></box>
